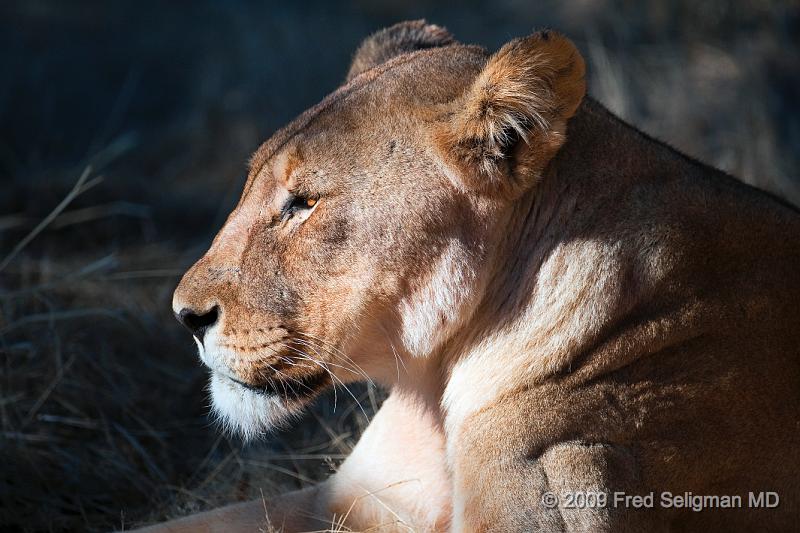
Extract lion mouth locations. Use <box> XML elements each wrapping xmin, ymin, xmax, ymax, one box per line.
<box><xmin>227</xmin><ymin>370</ymin><xmax>331</xmax><ymax>401</ymax></box>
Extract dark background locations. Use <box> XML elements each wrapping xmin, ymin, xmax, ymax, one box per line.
<box><xmin>1</xmin><ymin>1</ymin><xmax>798</xmax><ymax>531</ymax></box>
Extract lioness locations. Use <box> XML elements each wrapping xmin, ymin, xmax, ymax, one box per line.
<box><xmin>150</xmin><ymin>21</ymin><xmax>800</xmax><ymax>532</ymax></box>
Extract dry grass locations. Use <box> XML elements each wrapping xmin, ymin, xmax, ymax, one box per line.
<box><xmin>1</xmin><ymin>1</ymin><xmax>797</xmax><ymax>531</ymax></box>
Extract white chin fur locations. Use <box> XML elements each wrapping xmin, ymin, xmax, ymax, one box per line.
<box><xmin>209</xmin><ymin>372</ymin><xmax>296</xmax><ymax>440</ymax></box>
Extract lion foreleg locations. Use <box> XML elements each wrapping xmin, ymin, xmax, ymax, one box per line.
<box><xmin>130</xmin><ymin>390</ymin><xmax>450</xmax><ymax>532</ymax></box>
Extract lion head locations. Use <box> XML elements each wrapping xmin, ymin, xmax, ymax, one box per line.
<box><xmin>172</xmin><ymin>21</ymin><xmax>585</xmax><ymax>438</ymax></box>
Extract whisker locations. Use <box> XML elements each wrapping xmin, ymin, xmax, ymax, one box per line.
<box><xmin>291</xmin><ymin>338</ymin><xmax>369</xmax><ymax>382</ymax></box>
<box><xmin>374</xmin><ymin>319</ymin><xmax>406</xmax><ymax>382</ymax></box>
<box><xmin>258</xmin><ymin>346</ymin><xmax>321</xmax><ymax>401</ymax></box>
<box><xmin>280</xmin><ymin>343</ymin><xmax>339</xmax><ymax>410</ymax></box>
<box><xmin>282</xmin><ymin>343</ymin><xmax>369</xmax><ymax>423</ymax></box>
<box><xmin>293</xmin><ymin>331</ymin><xmax>374</xmax><ymax>386</ymax></box>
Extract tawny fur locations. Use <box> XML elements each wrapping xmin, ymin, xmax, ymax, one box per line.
<box><xmin>346</xmin><ymin>20</ymin><xmax>455</xmax><ymax>82</ymax></box>
<box><xmin>433</xmin><ymin>30</ymin><xmax>585</xmax><ymax>196</ymax></box>
<box><xmin>140</xmin><ymin>20</ymin><xmax>800</xmax><ymax>533</ymax></box>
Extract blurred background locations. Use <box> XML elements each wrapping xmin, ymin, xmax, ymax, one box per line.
<box><xmin>1</xmin><ymin>1</ymin><xmax>798</xmax><ymax>531</ymax></box>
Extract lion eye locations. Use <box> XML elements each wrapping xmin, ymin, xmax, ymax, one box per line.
<box><xmin>281</xmin><ymin>194</ymin><xmax>317</xmax><ymax>220</ymax></box>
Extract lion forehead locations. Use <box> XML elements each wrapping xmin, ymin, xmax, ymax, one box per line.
<box><xmin>247</xmin><ymin>45</ymin><xmax>488</xmax><ymax>179</ymax></box>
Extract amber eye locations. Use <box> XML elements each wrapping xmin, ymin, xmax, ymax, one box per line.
<box><xmin>281</xmin><ymin>194</ymin><xmax>318</xmax><ymax>220</ymax></box>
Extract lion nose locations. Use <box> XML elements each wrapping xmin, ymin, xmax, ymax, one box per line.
<box><xmin>175</xmin><ymin>305</ymin><xmax>219</xmax><ymax>343</ymax></box>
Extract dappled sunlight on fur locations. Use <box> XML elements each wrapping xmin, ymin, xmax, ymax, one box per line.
<box><xmin>4</xmin><ymin>4</ymin><xmax>798</xmax><ymax>532</ymax></box>
<box><xmin>158</xmin><ymin>18</ymin><xmax>800</xmax><ymax>532</ymax></box>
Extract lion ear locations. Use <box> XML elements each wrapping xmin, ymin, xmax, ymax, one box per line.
<box><xmin>433</xmin><ymin>30</ymin><xmax>586</xmax><ymax>197</ymax></box>
<box><xmin>346</xmin><ymin>20</ymin><xmax>456</xmax><ymax>82</ymax></box>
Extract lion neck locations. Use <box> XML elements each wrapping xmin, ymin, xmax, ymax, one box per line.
<box><xmin>395</xmin><ymin>98</ymin><xmax>656</xmax><ymax>424</ymax></box>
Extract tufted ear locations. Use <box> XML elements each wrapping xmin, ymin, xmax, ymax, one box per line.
<box><xmin>433</xmin><ymin>30</ymin><xmax>586</xmax><ymax>197</ymax></box>
<box><xmin>346</xmin><ymin>20</ymin><xmax>456</xmax><ymax>82</ymax></box>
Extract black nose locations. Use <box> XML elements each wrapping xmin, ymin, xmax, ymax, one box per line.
<box><xmin>175</xmin><ymin>306</ymin><xmax>219</xmax><ymax>343</ymax></box>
